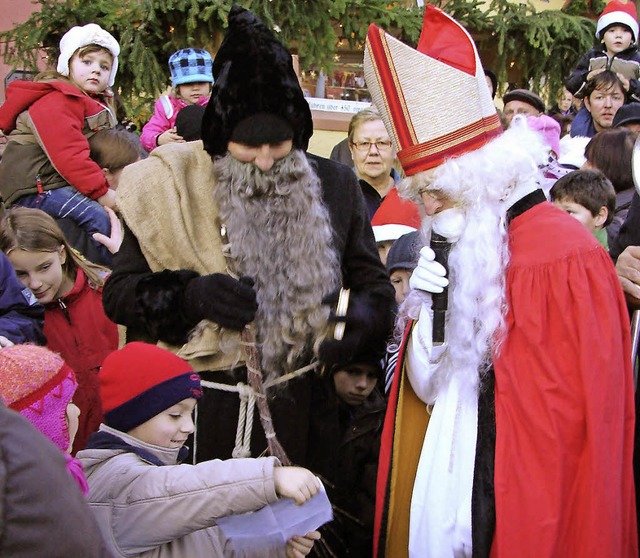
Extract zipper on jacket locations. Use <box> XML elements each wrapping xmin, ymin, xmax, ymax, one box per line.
<box><xmin>57</xmin><ymin>298</ymin><xmax>71</xmax><ymax>323</ymax></box>
<box><xmin>35</xmin><ymin>174</ymin><xmax>44</xmax><ymax>195</ymax></box>
<box><xmin>54</xmin><ymin>298</ymin><xmax>82</xmax><ymax>354</ymax></box>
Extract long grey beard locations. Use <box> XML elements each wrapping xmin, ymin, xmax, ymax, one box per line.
<box><xmin>213</xmin><ymin>150</ymin><xmax>341</xmax><ymax>378</ymax></box>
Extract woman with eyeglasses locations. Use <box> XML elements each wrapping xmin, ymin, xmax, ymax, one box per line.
<box><xmin>347</xmin><ymin>108</ymin><xmax>422</xmax><ymax>264</ymax></box>
<box><xmin>347</xmin><ymin>108</ymin><xmax>401</xmax><ymax>220</ymax></box>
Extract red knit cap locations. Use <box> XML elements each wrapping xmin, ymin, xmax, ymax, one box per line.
<box><xmin>100</xmin><ymin>342</ymin><xmax>202</xmax><ymax>433</ymax></box>
<box><xmin>0</xmin><ymin>344</ymin><xmax>77</xmax><ymax>452</ymax></box>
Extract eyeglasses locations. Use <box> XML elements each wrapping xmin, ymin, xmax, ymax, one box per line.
<box><xmin>351</xmin><ymin>140</ymin><xmax>393</xmax><ymax>152</ymax></box>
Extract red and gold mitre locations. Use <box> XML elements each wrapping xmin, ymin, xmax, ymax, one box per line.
<box><xmin>363</xmin><ymin>5</ymin><xmax>503</xmax><ymax>176</ymax></box>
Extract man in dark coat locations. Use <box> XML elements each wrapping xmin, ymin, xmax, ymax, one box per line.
<box><xmin>102</xmin><ymin>6</ymin><xmax>394</xmax><ymax>467</ymax></box>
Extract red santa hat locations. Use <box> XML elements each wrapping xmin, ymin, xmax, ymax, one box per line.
<box><xmin>371</xmin><ymin>188</ymin><xmax>421</xmax><ymax>243</ymax></box>
<box><xmin>596</xmin><ymin>0</ymin><xmax>638</xmax><ymax>42</ymax></box>
<box><xmin>363</xmin><ymin>5</ymin><xmax>503</xmax><ymax>177</ymax></box>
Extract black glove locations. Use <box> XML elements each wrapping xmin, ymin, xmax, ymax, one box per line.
<box><xmin>184</xmin><ymin>274</ymin><xmax>257</xmax><ymax>331</ymax></box>
<box><xmin>318</xmin><ymin>290</ymin><xmax>393</xmax><ymax>369</ymax></box>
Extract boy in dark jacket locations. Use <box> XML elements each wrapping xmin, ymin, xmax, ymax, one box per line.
<box><xmin>309</xmin><ymin>359</ymin><xmax>386</xmax><ymax>557</ymax></box>
<box><xmin>565</xmin><ymin>0</ymin><xmax>640</xmax><ymax>135</ymax></box>
<box><xmin>565</xmin><ymin>0</ymin><xmax>640</xmax><ymax>99</ymax></box>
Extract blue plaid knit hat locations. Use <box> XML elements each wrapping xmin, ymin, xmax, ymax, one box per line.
<box><xmin>169</xmin><ymin>48</ymin><xmax>214</xmax><ymax>87</ymax></box>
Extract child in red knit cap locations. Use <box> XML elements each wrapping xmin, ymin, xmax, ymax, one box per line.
<box><xmin>0</xmin><ymin>344</ymin><xmax>87</xmax><ymax>494</ymax></box>
<box><xmin>77</xmin><ymin>342</ymin><xmax>322</xmax><ymax>557</ymax></box>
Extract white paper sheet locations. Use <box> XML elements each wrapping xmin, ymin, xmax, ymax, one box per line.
<box><xmin>216</xmin><ymin>483</ymin><xmax>333</xmax><ymax>553</ymax></box>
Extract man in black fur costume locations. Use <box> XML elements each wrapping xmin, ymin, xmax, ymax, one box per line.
<box><xmin>102</xmin><ymin>5</ymin><xmax>394</xmax><ymax>468</ymax></box>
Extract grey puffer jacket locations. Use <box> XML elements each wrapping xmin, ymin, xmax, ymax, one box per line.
<box><xmin>77</xmin><ymin>425</ymin><xmax>287</xmax><ymax>558</ymax></box>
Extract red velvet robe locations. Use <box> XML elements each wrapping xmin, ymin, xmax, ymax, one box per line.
<box><xmin>491</xmin><ymin>201</ymin><xmax>637</xmax><ymax>557</ymax></box>
<box><xmin>374</xmin><ymin>199</ymin><xmax>637</xmax><ymax>557</ymax></box>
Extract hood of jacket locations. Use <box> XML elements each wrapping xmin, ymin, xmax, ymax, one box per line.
<box><xmin>0</xmin><ymin>80</ymin><xmax>88</xmax><ymax>133</ymax></box>
<box><xmin>81</xmin><ymin>424</ymin><xmax>183</xmax><ymax>475</ymax></box>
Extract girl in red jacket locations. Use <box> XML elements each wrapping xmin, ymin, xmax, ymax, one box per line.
<box><xmin>0</xmin><ymin>207</ymin><xmax>119</xmax><ymax>454</ymax></box>
<box><xmin>0</xmin><ymin>23</ymin><xmax>120</xmax><ymax>266</ymax></box>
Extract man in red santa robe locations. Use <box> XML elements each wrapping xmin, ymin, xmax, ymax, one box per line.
<box><xmin>365</xmin><ymin>6</ymin><xmax>638</xmax><ymax>558</ymax></box>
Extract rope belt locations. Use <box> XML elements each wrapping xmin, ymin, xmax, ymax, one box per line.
<box><xmin>203</xmin><ymin>222</ymin><xmax>320</xmax><ymax>465</ymax></box>
<box><xmin>199</xmin><ymin>361</ymin><xmax>318</xmax><ymax>461</ymax></box>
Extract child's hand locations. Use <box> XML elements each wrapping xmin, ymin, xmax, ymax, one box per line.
<box><xmin>273</xmin><ymin>467</ymin><xmax>319</xmax><ymax>505</ymax></box>
<box><xmin>93</xmin><ymin>207</ymin><xmax>123</xmax><ymax>254</ymax></box>
<box><xmin>157</xmin><ymin>128</ymin><xmax>185</xmax><ymax>146</ymax></box>
<box><xmin>0</xmin><ymin>336</ymin><xmax>15</xmax><ymax>348</ymax></box>
<box><xmin>616</xmin><ymin>72</ymin><xmax>631</xmax><ymax>92</ymax></box>
<box><xmin>285</xmin><ymin>531</ymin><xmax>321</xmax><ymax>558</ymax></box>
<box><xmin>97</xmin><ymin>188</ymin><xmax>117</xmax><ymax>210</ymax></box>
<box><xmin>586</xmin><ymin>67</ymin><xmax>605</xmax><ymax>81</ymax></box>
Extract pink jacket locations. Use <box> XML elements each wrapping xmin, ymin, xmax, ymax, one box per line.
<box><xmin>140</xmin><ymin>94</ymin><xmax>210</xmax><ymax>152</ymax></box>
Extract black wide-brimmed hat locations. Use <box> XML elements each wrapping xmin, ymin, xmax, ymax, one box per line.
<box><xmin>202</xmin><ymin>5</ymin><xmax>313</xmax><ymax>157</ymax></box>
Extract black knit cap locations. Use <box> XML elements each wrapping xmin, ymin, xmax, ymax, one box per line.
<box><xmin>202</xmin><ymin>5</ymin><xmax>313</xmax><ymax>157</ymax></box>
<box><xmin>386</xmin><ymin>230</ymin><xmax>420</xmax><ymax>274</ymax></box>
<box><xmin>175</xmin><ymin>104</ymin><xmax>206</xmax><ymax>141</ymax></box>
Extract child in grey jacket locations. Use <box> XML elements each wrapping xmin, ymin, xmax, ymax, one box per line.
<box><xmin>77</xmin><ymin>342</ymin><xmax>320</xmax><ymax>558</ymax></box>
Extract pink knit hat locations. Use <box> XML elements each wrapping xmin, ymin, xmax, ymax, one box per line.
<box><xmin>526</xmin><ymin>115</ymin><xmax>561</xmax><ymax>157</ymax></box>
<box><xmin>0</xmin><ymin>344</ymin><xmax>77</xmax><ymax>452</ymax></box>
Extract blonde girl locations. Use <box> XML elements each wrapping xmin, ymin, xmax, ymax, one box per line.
<box><xmin>0</xmin><ymin>207</ymin><xmax>118</xmax><ymax>453</ymax></box>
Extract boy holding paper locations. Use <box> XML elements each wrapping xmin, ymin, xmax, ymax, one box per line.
<box><xmin>77</xmin><ymin>342</ymin><xmax>321</xmax><ymax>557</ymax></box>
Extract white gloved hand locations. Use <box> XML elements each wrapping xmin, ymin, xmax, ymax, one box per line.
<box><xmin>406</xmin><ymin>302</ymin><xmax>446</xmax><ymax>405</ymax></box>
<box><xmin>409</xmin><ymin>246</ymin><xmax>449</xmax><ymax>294</ymax></box>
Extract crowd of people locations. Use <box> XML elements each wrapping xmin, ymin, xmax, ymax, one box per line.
<box><xmin>0</xmin><ymin>2</ymin><xmax>639</xmax><ymax>557</ymax></box>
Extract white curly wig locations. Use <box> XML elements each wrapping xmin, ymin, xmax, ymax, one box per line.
<box><xmin>396</xmin><ymin>117</ymin><xmax>548</xmax><ymax>400</ymax></box>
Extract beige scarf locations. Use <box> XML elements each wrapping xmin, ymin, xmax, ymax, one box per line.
<box><xmin>116</xmin><ymin>141</ymin><xmax>243</xmax><ymax>371</ymax></box>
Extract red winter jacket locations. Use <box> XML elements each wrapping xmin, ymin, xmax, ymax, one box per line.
<box><xmin>44</xmin><ymin>268</ymin><xmax>118</xmax><ymax>454</ymax></box>
<box><xmin>0</xmin><ymin>80</ymin><xmax>115</xmax><ymax>204</ymax></box>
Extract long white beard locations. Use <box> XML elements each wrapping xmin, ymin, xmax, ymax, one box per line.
<box><xmin>397</xmin><ymin>119</ymin><xmax>547</xmax><ymax>398</ymax></box>
<box><xmin>212</xmin><ymin>150</ymin><xmax>341</xmax><ymax>378</ymax></box>
<box><xmin>401</xmin><ymin>202</ymin><xmax>510</xmax><ymax>400</ymax></box>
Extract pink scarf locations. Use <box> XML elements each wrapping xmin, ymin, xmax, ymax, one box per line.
<box><xmin>65</xmin><ymin>452</ymin><xmax>89</xmax><ymax>495</ymax></box>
